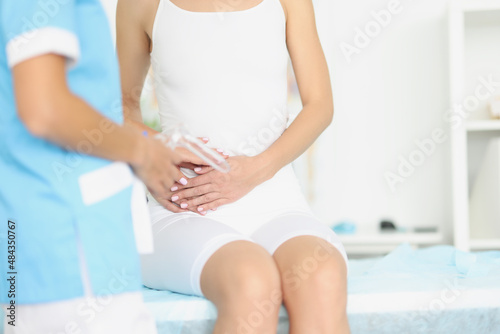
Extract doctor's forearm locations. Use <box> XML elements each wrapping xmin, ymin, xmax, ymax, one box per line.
<box><xmin>13</xmin><ymin>54</ymin><xmax>147</xmax><ymax>167</ymax></box>
<box><xmin>43</xmin><ymin>94</ymin><xmax>147</xmax><ymax>167</ymax></box>
<box><xmin>123</xmin><ymin>111</ymin><xmax>160</xmax><ymax>138</ymax></box>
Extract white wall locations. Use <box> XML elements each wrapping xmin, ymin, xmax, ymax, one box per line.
<box><xmin>309</xmin><ymin>0</ymin><xmax>452</xmax><ymax>241</ymax></box>
<box><xmin>101</xmin><ymin>0</ymin><xmax>455</xmax><ymax>243</ymax></box>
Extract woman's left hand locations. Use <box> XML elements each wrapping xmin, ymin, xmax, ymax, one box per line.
<box><xmin>170</xmin><ymin>155</ymin><xmax>269</xmax><ymax>214</ymax></box>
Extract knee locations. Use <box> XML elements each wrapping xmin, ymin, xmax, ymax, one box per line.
<box><xmin>226</xmin><ymin>254</ymin><xmax>282</xmax><ymax>305</ymax></box>
<box><xmin>315</xmin><ymin>257</ymin><xmax>347</xmax><ymax>288</ymax></box>
<box><xmin>282</xmin><ymin>249</ymin><xmax>347</xmax><ymax>302</ymax></box>
<box><xmin>202</xmin><ymin>241</ymin><xmax>283</xmax><ymax>309</ymax></box>
<box><xmin>306</xmin><ymin>253</ymin><xmax>348</xmax><ymax>304</ymax></box>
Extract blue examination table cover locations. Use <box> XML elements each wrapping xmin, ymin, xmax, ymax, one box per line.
<box><xmin>2</xmin><ymin>244</ymin><xmax>500</xmax><ymax>333</ymax></box>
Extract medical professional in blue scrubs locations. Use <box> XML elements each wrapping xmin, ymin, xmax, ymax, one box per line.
<box><xmin>0</xmin><ymin>0</ymin><xmax>202</xmax><ymax>333</ymax></box>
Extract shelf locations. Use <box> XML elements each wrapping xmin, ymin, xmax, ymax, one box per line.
<box><xmin>459</xmin><ymin>0</ymin><xmax>500</xmax><ymax>12</ymax></box>
<box><xmin>466</xmin><ymin>120</ymin><xmax>500</xmax><ymax>131</ymax></box>
<box><xmin>339</xmin><ymin>232</ymin><xmax>443</xmax><ymax>256</ymax></box>
<box><xmin>339</xmin><ymin>232</ymin><xmax>443</xmax><ymax>245</ymax></box>
<box><xmin>449</xmin><ymin>1</ymin><xmax>500</xmax><ymax>251</ymax></box>
<box><xmin>469</xmin><ymin>238</ymin><xmax>500</xmax><ymax>250</ymax></box>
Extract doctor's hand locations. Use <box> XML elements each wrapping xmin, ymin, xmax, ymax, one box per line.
<box><xmin>169</xmin><ymin>155</ymin><xmax>270</xmax><ymax>214</ymax></box>
<box><xmin>148</xmin><ymin>143</ymin><xmax>229</xmax><ymax>213</ymax></box>
<box><xmin>131</xmin><ymin>135</ymin><xmax>189</xmax><ymax>200</ymax></box>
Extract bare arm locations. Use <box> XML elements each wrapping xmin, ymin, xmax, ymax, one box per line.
<box><xmin>13</xmin><ymin>54</ymin><xmax>181</xmax><ymax>195</ymax></box>
<box><xmin>169</xmin><ymin>0</ymin><xmax>334</xmax><ymax>211</ymax></box>
<box><xmin>256</xmin><ymin>0</ymin><xmax>333</xmax><ymax>179</ymax></box>
<box><xmin>116</xmin><ymin>0</ymin><xmax>158</xmax><ymax>137</ymax></box>
<box><xmin>116</xmin><ymin>0</ymin><xmax>214</xmax><ymax>212</ymax></box>
<box><xmin>14</xmin><ymin>54</ymin><xmax>145</xmax><ymax>164</ymax></box>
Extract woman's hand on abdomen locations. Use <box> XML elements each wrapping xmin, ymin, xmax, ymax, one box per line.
<box><xmin>169</xmin><ymin>155</ymin><xmax>272</xmax><ymax>214</ymax></box>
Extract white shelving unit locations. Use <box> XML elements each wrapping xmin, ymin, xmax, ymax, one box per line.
<box><xmin>469</xmin><ymin>238</ymin><xmax>500</xmax><ymax>250</ymax></box>
<box><xmin>339</xmin><ymin>230</ymin><xmax>443</xmax><ymax>256</ymax></box>
<box><xmin>460</xmin><ymin>0</ymin><xmax>500</xmax><ymax>12</ymax></box>
<box><xmin>449</xmin><ymin>0</ymin><xmax>500</xmax><ymax>251</ymax></box>
<box><xmin>466</xmin><ymin>120</ymin><xmax>500</xmax><ymax>131</ymax></box>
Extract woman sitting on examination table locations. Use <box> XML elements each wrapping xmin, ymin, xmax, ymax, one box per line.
<box><xmin>117</xmin><ymin>0</ymin><xmax>350</xmax><ymax>332</ymax></box>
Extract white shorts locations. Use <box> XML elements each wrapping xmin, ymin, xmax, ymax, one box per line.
<box><xmin>141</xmin><ymin>209</ymin><xmax>348</xmax><ymax>297</ymax></box>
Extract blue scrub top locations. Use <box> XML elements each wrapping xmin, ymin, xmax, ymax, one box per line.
<box><xmin>0</xmin><ymin>0</ymin><xmax>142</xmax><ymax>304</ymax></box>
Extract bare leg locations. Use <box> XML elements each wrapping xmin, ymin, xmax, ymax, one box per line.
<box><xmin>273</xmin><ymin>236</ymin><xmax>349</xmax><ymax>334</ymax></box>
<box><xmin>200</xmin><ymin>241</ymin><xmax>282</xmax><ymax>334</ymax></box>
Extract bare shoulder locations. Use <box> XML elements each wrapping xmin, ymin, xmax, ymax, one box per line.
<box><xmin>277</xmin><ymin>0</ymin><xmax>288</xmax><ymax>21</ymax></box>
<box><xmin>279</xmin><ymin>0</ymin><xmax>315</xmax><ymax>19</ymax></box>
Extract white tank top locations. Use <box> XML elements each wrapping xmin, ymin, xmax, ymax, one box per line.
<box><xmin>148</xmin><ymin>0</ymin><xmax>313</xmax><ymax>232</ymax></box>
<box><xmin>150</xmin><ymin>0</ymin><xmax>289</xmax><ymax>156</ymax></box>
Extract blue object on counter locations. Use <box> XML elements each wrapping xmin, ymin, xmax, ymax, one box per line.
<box><xmin>332</xmin><ymin>221</ymin><xmax>357</xmax><ymax>234</ymax></box>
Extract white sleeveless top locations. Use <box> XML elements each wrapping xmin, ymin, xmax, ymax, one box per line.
<box><xmin>149</xmin><ymin>0</ymin><xmax>313</xmax><ymax>234</ymax></box>
<box><xmin>150</xmin><ymin>0</ymin><xmax>289</xmax><ymax>156</ymax></box>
